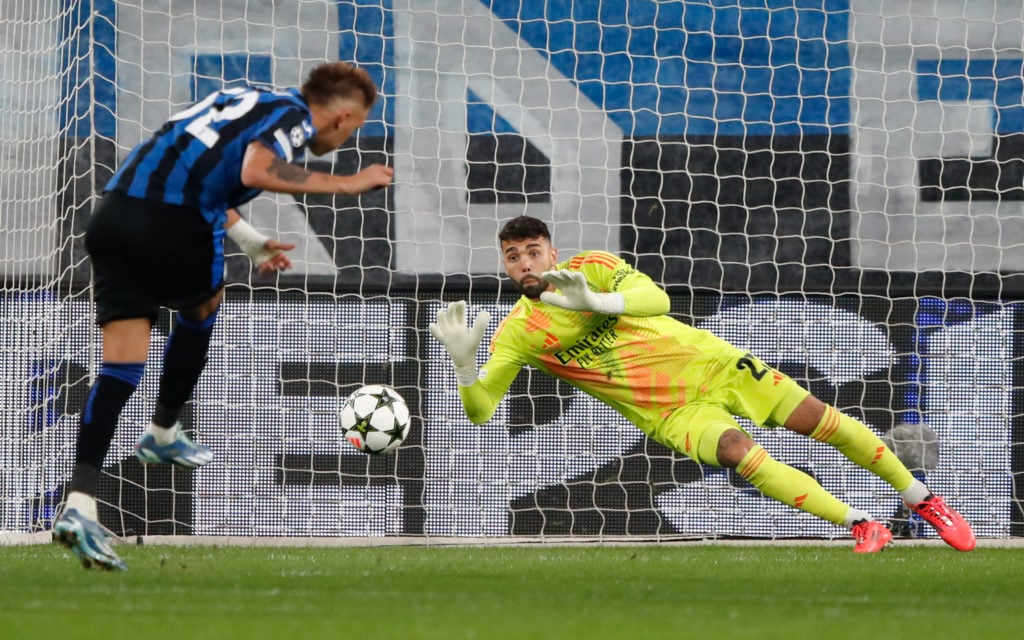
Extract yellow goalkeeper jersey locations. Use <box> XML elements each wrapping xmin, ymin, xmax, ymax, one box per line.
<box><xmin>460</xmin><ymin>250</ymin><xmax>744</xmax><ymax>432</ymax></box>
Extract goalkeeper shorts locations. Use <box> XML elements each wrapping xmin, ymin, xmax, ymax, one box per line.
<box><xmin>654</xmin><ymin>349</ymin><xmax>810</xmax><ymax>467</ymax></box>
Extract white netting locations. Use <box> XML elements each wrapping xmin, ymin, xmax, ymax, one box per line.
<box><xmin>0</xmin><ymin>0</ymin><xmax>1020</xmax><ymax>541</ymax></box>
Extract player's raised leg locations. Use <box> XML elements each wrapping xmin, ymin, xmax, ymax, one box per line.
<box><xmin>134</xmin><ymin>297</ymin><xmax>220</xmax><ymax>467</ymax></box>
<box><xmin>671</xmin><ymin>411</ymin><xmax>892</xmax><ymax>553</ymax></box>
<box><xmin>789</xmin><ymin>398</ymin><xmax>975</xmax><ymax>551</ymax></box>
<box><xmin>731</xmin><ymin>438</ymin><xmax>892</xmax><ymax>553</ymax></box>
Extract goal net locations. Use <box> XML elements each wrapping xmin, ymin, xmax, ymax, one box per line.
<box><xmin>1</xmin><ymin>0</ymin><xmax>1020</xmax><ymax>543</ymax></box>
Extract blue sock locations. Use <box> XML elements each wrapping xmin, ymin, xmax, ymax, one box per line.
<box><xmin>153</xmin><ymin>310</ymin><xmax>217</xmax><ymax>428</ymax></box>
<box><xmin>70</xmin><ymin>362</ymin><xmax>145</xmax><ymax>494</ymax></box>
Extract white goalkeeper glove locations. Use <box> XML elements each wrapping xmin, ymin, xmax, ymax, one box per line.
<box><xmin>540</xmin><ymin>269</ymin><xmax>625</xmax><ymax>315</ymax></box>
<box><xmin>429</xmin><ymin>301</ymin><xmax>491</xmax><ymax>387</ymax></box>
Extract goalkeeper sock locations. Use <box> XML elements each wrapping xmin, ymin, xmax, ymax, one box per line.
<box><xmin>899</xmin><ymin>479</ymin><xmax>931</xmax><ymax>505</ymax></box>
<box><xmin>810</xmin><ymin>405</ymin><xmax>916</xmax><ymax>494</ymax></box>
<box><xmin>737</xmin><ymin>444</ymin><xmax>850</xmax><ymax>526</ymax></box>
<box><xmin>154</xmin><ymin>310</ymin><xmax>217</xmax><ymax>428</ymax></box>
<box><xmin>842</xmin><ymin>509</ymin><xmax>876</xmax><ymax>528</ymax></box>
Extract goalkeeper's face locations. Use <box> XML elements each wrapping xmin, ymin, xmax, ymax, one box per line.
<box><xmin>502</xmin><ymin>236</ymin><xmax>558</xmax><ymax>299</ymax></box>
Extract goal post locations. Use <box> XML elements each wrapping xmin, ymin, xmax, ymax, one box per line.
<box><xmin>1</xmin><ymin>0</ymin><xmax>1021</xmax><ymax>542</ymax></box>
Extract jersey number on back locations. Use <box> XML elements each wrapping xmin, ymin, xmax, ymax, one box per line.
<box><xmin>170</xmin><ymin>88</ymin><xmax>260</xmax><ymax>148</ymax></box>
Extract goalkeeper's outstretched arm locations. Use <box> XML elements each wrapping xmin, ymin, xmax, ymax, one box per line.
<box><xmin>540</xmin><ymin>254</ymin><xmax>670</xmax><ymax>317</ymax></box>
<box><xmin>429</xmin><ymin>301</ymin><xmax>517</xmax><ymax>424</ymax></box>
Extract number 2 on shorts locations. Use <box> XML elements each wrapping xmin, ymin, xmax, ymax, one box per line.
<box><xmin>736</xmin><ymin>352</ymin><xmax>768</xmax><ymax>381</ymax></box>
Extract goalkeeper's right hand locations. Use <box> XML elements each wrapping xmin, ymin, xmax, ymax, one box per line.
<box><xmin>429</xmin><ymin>301</ymin><xmax>491</xmax><ymax>386</ymax></box>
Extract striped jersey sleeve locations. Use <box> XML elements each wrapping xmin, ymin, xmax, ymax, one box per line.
<box><xmin>104</xmin><ymin>86</ymin><xmax>314</xmax><ymax>225</ymax></box>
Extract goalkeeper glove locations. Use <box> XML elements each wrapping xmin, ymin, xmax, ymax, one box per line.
<box><xmin>540</xmin><ymin>269</ymin><xmax>624</xmax><ymax>315</ymax></box>
<box><xmin>429</xmin><ymin>301</ymin><xmax>491</xmax><ymax>386</ymax></box>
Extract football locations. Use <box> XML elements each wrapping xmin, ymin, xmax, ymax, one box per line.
<box><xmin>340</xmin><ymin>384</ymin><xmax>411</xmax><ymax>455</ymax></box>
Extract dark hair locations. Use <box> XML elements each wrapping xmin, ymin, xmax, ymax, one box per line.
<box><xmin>499</xmin><ymin>216</ymin><xmax>551</xmax><ymax>243</ymax></box>
<box><xmin>301</xmin><ymin>62</ymin><xmax>377</xmax><ymax>109</ymax></box>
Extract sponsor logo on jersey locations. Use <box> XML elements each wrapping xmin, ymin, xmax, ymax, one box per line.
<box><xmin>552</xmin><ymin>315</ymin><xmax>618</xmax><ymax>368</ymax></box>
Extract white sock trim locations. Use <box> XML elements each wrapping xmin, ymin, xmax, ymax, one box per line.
<box><xmin>146</xmin><ymin>421</ymin><xmax>179</xmax><ymax>446</ymax></box>
<box><xmin>843</xmin><ymin>508</ymin><xmax>874</xmax><ymax>528</ymax></box>
<box><xmin>64</xmin><ymin>491</ymin><xmax>98</xmax><ymax>521</ymax></box>
<box><xmin>899</xmin><ymin>479</ymin><xmax>931</xmax><ymax>505</ymax></box>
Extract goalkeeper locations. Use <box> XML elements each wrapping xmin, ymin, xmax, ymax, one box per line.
<box><xmin>431</xmin><ymin>215</ymin><xmax>976</xmax><ymax>554</ymax></box>
<box><xmin>53</xmin><ymin>62</ymin><xmax>394</xmax><ymax>571</ymax></box>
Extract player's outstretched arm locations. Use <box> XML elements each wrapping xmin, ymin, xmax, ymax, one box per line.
<box><xmin>539</xmin><ymin>269</ymin><xmax>625</xmax><ymax>314</ymax></box>
<box><xmin>240</xmin><ymin>141</ymin><xmax>394</xmax><ymax>197</ymax></box>
<box><xmin>541</xmin><ymin>264</ymin><xmax>669</xmax><ymax>317</ymax></box>
<box><xmin>429</xmin><ymin>301</ymin><xmax>490</xmax><ymax>386</ymax></box>
<box><xmin>430</xmin><ymin>301</ymin><xmax>509</xmax><ymax>424</ymax></box>
<box><xmin>225</xmin><ymin>208</ymin><xmax>296</xmax><ymax>275</ymax></box>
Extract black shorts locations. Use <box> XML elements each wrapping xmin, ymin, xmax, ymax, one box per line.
<box><xmin>86</xmin><ymin>192</ymin><xmax>224</xmax><ymax>325</ymax></box>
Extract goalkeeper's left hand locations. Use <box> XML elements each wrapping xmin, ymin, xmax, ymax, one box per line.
<box><xmin>540</xmin><ymin>269</ymin><xmax>624</xmax><ymax>315</ymax></box>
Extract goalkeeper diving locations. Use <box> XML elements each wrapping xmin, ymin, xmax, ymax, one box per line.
<box><xmin>430</xmin><ymin>215</ymin><xmax>976</xmax><ymax>553</ymax></box>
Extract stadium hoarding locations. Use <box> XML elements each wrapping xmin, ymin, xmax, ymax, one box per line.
<box><xmin>2</xmin><ymin>290</ymin><xmax>1019</xmax><ymax>539</ymax></box>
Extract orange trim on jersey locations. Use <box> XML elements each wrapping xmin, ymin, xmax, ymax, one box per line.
<box><xmin>536</xmin><ymin>357</ymin><xmax>617</xmax><ymax>384</ymax></box>
<box><xmin>542</xmin><ymin>332</ymin><xmax>561</xmax><ymax>350</ymax></box>
<box><xmin>525</xmin><ymin>308</ymin><xmax>552</xmax><ymax>334</ymax></box>
<box><xmin>587</xmin><ymin>254</ymin><xmax>620</xmax><ymax>269</ymax></box>
<box><xmin>535</xmin><ymin>354</ymin><xmax>673</xmax><ymax>412</ymax></box>
<box><xmin>568</xmin><ymin>252</ymin><xmax>619</xmax><ymax>271</ymax></box>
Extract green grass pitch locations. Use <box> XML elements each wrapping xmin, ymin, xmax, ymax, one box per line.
<box><xmin>1</xmin><ymin>543</ymin><xmax>1021</xmax><ymax>639</ymax></box>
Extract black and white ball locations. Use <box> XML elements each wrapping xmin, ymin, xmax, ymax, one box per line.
<box><xmin>340</xmin><ymin>384</ymin><xmax>411</xmax><ymax>455</ymax></box>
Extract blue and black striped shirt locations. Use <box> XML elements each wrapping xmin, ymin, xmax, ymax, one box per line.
<box><xmin>105</xmin><ymin>86</ymin><xmax>315</xmax><ymax>227</ymax></box>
